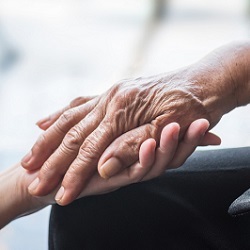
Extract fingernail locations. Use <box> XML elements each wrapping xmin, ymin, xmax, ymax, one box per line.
<box><xmin>36</xmin><ymin>116</ymin><xmax>50</xmax><ymax>126</ymax></box>
<box><xmin>28</xmin><ymin>177</ymin><xmax>39</xmax><ymax>193</ymax></box>
<box><xmin>37</xmin><ymin>121</ymin><xmax>51</xmax><ymax>130</ymax></box>
<box><xmin>99</xmin><ymin>157</ymin><xmax>122</xmax><ymax>179</ymax></box>
<box><xmin>22</xmin><ymin>151</ymin><xmax>32</xmax><ymax>164</ymax></box>
<box><xmin>55</xmin><ymin>186</ymin><xmax>65</xmax><ymax>202</ymax></box>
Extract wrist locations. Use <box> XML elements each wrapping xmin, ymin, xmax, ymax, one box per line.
<box><xmin>221</xmin><ymin>41</ymin><xmax>250</xmax><ymax>107</ymax></box>
<box><xmin>187</xmin><ymin>41</ymin><xmax>250</xmax><ymax>128</ymax></box>
<box><xmin>185</xmin><ymin>63</ymin><xmax>235</xmax><ymax>128</ymax></box>
<box><xmin>0</xmin><ymin>164</ymin><xmax>48</xmax><ymax>229</ymax></box>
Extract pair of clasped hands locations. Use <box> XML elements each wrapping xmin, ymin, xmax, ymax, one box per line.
<box><xmin>21</xmin><ymin>71</ymin><xmax>221</xmax><ymax>207</ymax></box>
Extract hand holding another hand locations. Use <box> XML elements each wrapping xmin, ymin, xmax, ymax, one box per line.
<box><xmin>22</xmin><ymin>70</ymin><xmax>221</xmax><ymax>206</ymax></box>
<box><xmin>23</xmin><ymin>41</ymin><xmax>246</xmax><ymax>206</ymax></box>
<box><xmin>1</xmin><ymin>118</ymin><xmax>219</xmax><ymax>229</ymax></box>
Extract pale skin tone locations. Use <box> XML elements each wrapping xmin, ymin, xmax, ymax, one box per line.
<box><xmin>21</xmin><ymin>40</ymin><xmax>250</xmax><ymax>206</ymax></box>
<box><xmin>0</xmin><ymin>119</ymin><xmax>219</xmax><ymax>229</ymax></box>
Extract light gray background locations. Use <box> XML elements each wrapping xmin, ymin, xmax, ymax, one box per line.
<box><xmin>0</xmin><ymin>0</ymin><xmax>249</xmax><ymax>249</ymax></box>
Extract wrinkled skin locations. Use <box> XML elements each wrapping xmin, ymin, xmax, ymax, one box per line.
<box><xmin>22</xmin><ymin>40</ymin><xmax>247</xmax><ymax>206</ymax></box>
<box><xmin>22</xmin><ymin>69</ymin><xmax>221</xmax><ymax>205</ymax></box>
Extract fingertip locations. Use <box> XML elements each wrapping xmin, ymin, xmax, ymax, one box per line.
<box><xmin>160</xmin><ymin>122</ymin><xmax>180</xmax><ymax>149</ymax></box>
<box><xmin>56</xmin><ymin>199</ymin><xmax>69</xmax><ymax>206</ymax></box>
<box><xmin>139</xmin><ymin>138</ymin><xmax>156</xmax><ymax>169</ymax></box>
<box><xmin>21</xmin><ymin>159</ymin><xmax>40</xmax><ymax>171</ymax></box>
<box><xmin>216</xmin><ymin>136</ymin><xmax>222</xmax><ymax>145</ymax></box>
<box><xmin>209</xmin><ymin>133</ymin><xmax>221</xmax><ymax>145</ymax></box>
<box><xmin>55</xmin><ymin>187</ymin><xmax>79</xmax><ymax>206</ymax></box>
<box><xmin>36</xmin><ymin>117</ymin><xmax>49</xmax><ymax>126</ymax></box>
<box><xmin>201</xmin><ymin>119</ymin><xmax>210</xmax><ymax>133</ymax></box>
<box><xmin>172</xmin><ymin>122</ymin><xmax>180</xmax><ymax>140</ymax></box>
<box><xmin>21</xmin><ymin>151</ymin><xmax>32</xmax><ymax>164</ymax></box>
<box><xmin>21</xmin><ymin>161</ymin><xmax>29</xmax><ymax>169</ymax></box>
<box><xmin>192</xmin><ymin>118</ymin><xmax>210</xmax><ymax>131</ymax></box>
<box><xmin>99</xmin><ymin>171</ymin><xmax>109</xmax><ymax>179</ymax></box>
<box><xmin>200</xmin><ymin>132</ymin><xmax>222</xmax><ymax>146</ymax></box>
<box><xmin>21</xmin><ymin>151</ymin><xmax>38</xmax><ymax>170</ymax></box>
<box><xmin>186</xmin><ymin>119</ymin><xmax>210</xmax><ymax>142</ymax></box>
<box><xmin>140</xmin><ymin>138</ymin><xmax>156</xmax><ymax>151</ymax></box>
<box><xmin>162</xmin><ymin>122</ymin><xmax>180</xmax><ymax>137</ymax></box>
<box><xmin>28</xmin><ymin>177</ymin><xmax>40</xmax><ymax>195</ymax></box>
<box><xmin>55</xmin><ymin>186</ymin><xmax>65</xmax><ymax>205</ymax></box>
<box><xmin>36</xmin><ymin>121</ymin><xmax>51</xmax><ymax>130</ymax></box>
<box><xmin>198</xmin><ymin>118</ymin><xmax>210</xmax><ymax>125</ymax></box>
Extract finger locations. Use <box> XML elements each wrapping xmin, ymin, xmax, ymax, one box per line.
<box><xmin>53</xmin><ymin>116</ymin><xmax>136</xmax><ymax>205</ymax></box>
<box><xmin>97</xmin><ymin>121</ymin><xmax>180</xmax><ymax>180</ymax></box>
<box><xmin>168</xmin><ymin>118</ymin><xmax>210</xmax><ymax>169</ymax></box>
<box><xmin>142</xmin><ymin>123</ymin><xmax>180</xmax><ymax>181</ymax></box>
<box><xmin>85</xmin><ymin>120</ymin><xmax>216</xmax><ymax>196</ymax></box>
<box><xmin>97</xmin><ymin>123</ymin><xmax>158</xmax><ymax>180</ymax></box>
<box><xmin>78</xmin><ymin>140</ymin><xmax>156</xmax><ymax>198</ymax></box>
<box><xmin>22</xmin><ymin>98</ymin><xmax>97</xmax><ymax>170</ymax></box>
<box><xmin>143</xmin><ymin>120</ymin><xmax>219</xmax><ymax>181</ymax></box>
<box><xmin>139</xmin><ymin>138</ymin><xmax>157</xmax><ymax>170</ymax></box>
<box><xmin>37</xmin><ymin>96</ymin><xmax>95</xmax><ymax>130</ymax></box>
<box><xmin>199</xmin><ymin>132</ymin><xmax>221</xmax><ymax>146</ymax></box>
<box><xmin>29</xmin><ymin>100</ymin><xmax>136</xmax><ymax>199</ymax></box>
<box><xmin>80</xmin><ymin>124</ymin><xmax>178</xmax><ymax>197</ymax></box>
<box><xmin>53</xmin><ymin>121</ymin><xmax>158</xmax><ymax>205</ymax></box>
<box><xmin>28</xmin><ymin>108</ymin><xmax>104</xmax><ymax>197</ymax></box>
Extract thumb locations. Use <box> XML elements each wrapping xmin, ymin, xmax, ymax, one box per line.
<box><xmin>98</xmin><ymin>123</ymin><xmax>180</xmax><ymax>179</ymax></box>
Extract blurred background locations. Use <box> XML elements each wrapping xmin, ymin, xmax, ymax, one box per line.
<box><xmin>0</xmin><ymin>0</ymin><xmax>249</xmax><ymax>249</ymax></box>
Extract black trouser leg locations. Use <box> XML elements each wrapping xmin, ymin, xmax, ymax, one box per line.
<box><xmin>49</xmin><ymin>147</ymin><xmax>250</xmax><ymax>250</ymax></box>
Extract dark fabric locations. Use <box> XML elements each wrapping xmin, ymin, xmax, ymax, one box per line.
<box><xmin>49</xmin><ymin>147</ymin><xmax>250</xmax><ymax>250</ymax></box>
<box><xmin>229</xmin><ymin>188</ymin><xmax>250</xmax><ymax>216</ymax></box>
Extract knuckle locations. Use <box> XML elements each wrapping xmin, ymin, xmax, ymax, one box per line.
<box><xmin>69</xmin><ymin>96</ymin><xmax>93</xmax><ymax>108</ymax></box>
<box><xmin>107</xmin><ymin>80</ymin><xmax>127</xmax><ymax>102</ymax></box>
<box><xmin>62</xmin><ymin>128</ymin><xmax>83</xmax><ymax>152</ymax></box>
<box><xmin>40</xmin><ymin>160</ymin><xmax>54</xmax><ymax>180</ymax></box>
<box><xmin>63</xmin><ymin>168</ymin><xmax>83</xmax><ymax>188</ymax></box>
<box><xmin>78</xmin><ymin>140</ymin><xmax>99</xmax><ymax>161</ymax></box>
<box><xmin>98</xmin><ymin>121</ymin><xmax>114</xmax><ymax>140</ymax></box>
<box><xmin>63</xmin><ymin>165</ymin><xmax>81</xmax><ymax>185</ymax></box>
<box><xmin>78</xmin><ymin>126</ymin><xmax>108</xmax><ymax>158</ymax></box>
<box><xmin>54</xmin><ymin>121</ymin><xmax>68</xmax><ymax>135</ymax></box>
<box><xmin>121</xmin><ymin>128</ymin><xmax>149</xmax><ymax>153</ymax></box>
<box><xmin>112</xmin><ymin>81</ymin><xmax>124</xmax><ymax>91</ymax></box>
<box><xmin>63</xmin><ymin>159</ymin><xmax>94</xmax><ymax>186</ymax></box>
<box><xmin>69</xmin><ymin>96</ymin><xmax>85</xmax><ymax>107</ymax></box>
<box><xmin>59</xmin><ymin>108</ymin><xmax>78</xmax><ymax>126</ymax></box>
<box><xmin>123</xmin><ymin>138</ymin><xmax>139</xmax><ymax>153</ymax></box>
